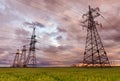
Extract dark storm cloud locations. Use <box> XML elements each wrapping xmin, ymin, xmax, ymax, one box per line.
<box><xmin>98</xmin><ymin>13</ymin><xmax>120</xmax><ymax>49</ymax></box>
<box><xmin>15</xmin><ymin>28</ymin><xmax>30</xmax><ymax>36</ymax></box>
<box><xmin>43</xmin><ymin>0</ymin><xmax>59</xmax><ymax>12</ymax></box>
<box><xmin>15</xmin><ymin>27</ymin><xmax>30</xmax><ymax>44</ymax></box>
<box><xmin>106</xmin><ymin>32</ymin><xmax>120</xmax><ymax>42</ymax></box>
<box><xmin>57</xmin><ymin>27</ymin><xmax>67</xmax><ymax>32</ymax></box>
<box><xmin>42</xmin><ymin>45</ymin><xmax>73</xmax><ymax>53</ymax></box>
<box><xmin>56</xmin><ymin>36</ymin><xmax>63</xmax><ymax>40</ymax></box>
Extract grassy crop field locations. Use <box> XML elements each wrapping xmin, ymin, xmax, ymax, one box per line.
<box><xmin>0</xmin><ymin>67</ymin><xmax>120</xmax><ymax>81</ymax></box>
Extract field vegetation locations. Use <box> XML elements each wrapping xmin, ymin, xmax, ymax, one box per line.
<box><xmin>0</xmin><ymin>67</ymin><xmax>120</xmax><ymax>81</ymax></box>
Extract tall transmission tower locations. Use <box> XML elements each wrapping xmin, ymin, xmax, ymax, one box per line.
<box><xmin>23</xmin><ymin>21</ymin><xmax>44</xmax><ymax>67</ymax></box>
<box><xmin>24</xmin><ymin>26</ymin><xmax>37</xmax><ymax>67</ymax></box>
<box><xmin>19</xmin><ymin>45</ymin><xmax>27</xmax><ymax>67</ymax></box>
<box><xmin>82</xmin><ymin>6</ymin><xmax>111</xmax><ymax>67</ymax></box>
<box><xmin>13</xmin><ymin>49</ymin><xmax>20</xmax><ymax>67</ymax></box>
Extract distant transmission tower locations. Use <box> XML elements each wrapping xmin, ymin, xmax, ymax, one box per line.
<box><xmin>24</xmin><ymin>27</ymin><xmax>37</xmax><ymax>67</ymax></box>
<box><xmin>82</xmin><ymin>6</ymin><xmax>111</xmax><ymax>67</ymax></box>
<box><xmin>13</xmin><ymin>49</ymin><xmax>20</xmax><ymax>67</ymax></box>
<box><xmin>19</xmin><ymin>45</ymin><xmax>27</xmax><ymax>67</ymax></box>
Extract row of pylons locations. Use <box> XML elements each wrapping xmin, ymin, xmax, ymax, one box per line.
<box><xmin>12</xmin><ymin>46</ymin><xmax>27</xmax><ymax>67</ymax></box>
<box><xmin>12</xmin><ymin>27</ymin><xmax>37</xmax><ymax>67</ymax></box>
<box><xmin>12</xmin><ymin>6</ymin><xmax>111</xmax><ymax>68</ymax></box>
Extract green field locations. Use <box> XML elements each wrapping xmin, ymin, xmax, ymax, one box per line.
<box><xmin>0</xmin><ymin>67</ymin><xmax>120</xmax><ymax>81</ymax></box>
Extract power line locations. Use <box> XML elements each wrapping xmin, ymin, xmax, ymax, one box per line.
<box><xmin>16</xmin><ymin>0</ymin><xmax>83</xmax><ymax>19</ymax></box>
<box><xmin>99</xmin><ymin>12</ymin><xmax>114</xmax><ymax>27</ymax></box>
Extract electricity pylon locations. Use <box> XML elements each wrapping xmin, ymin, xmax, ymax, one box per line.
<box><xmin>23</xmin><ymin>21</ymin><xmax>44</xmax><ymax>67</ymax></box>
<box><xmin>82</xmin><ymin>6</ymin><xmax>111</xmax><ymax>67</ymax></box>
<box><xmin>24</xmin><ymin>26</ymin><xmax>37</xmax><ymax>67</ymax></box>
<box><xmin>13</xmin><ymin>49</ymin><xmax>20</xmax><ymax>67</ymax></box>
<box><xmin>19</xmin><ymin>45</ymin><xmax>27</xmax><ymax>67</ymax></box>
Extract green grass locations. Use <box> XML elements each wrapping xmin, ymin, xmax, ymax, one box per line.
<box><xmin>0</xmin><ymin>67</ymin><xmax>120</xmax><ymax>81</ymax></box>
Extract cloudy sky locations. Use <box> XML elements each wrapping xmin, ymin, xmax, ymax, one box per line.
<box><xmin>0</xmin><ymin>0</ymin><xmax>120</xmax><ymax>67</ymax></box>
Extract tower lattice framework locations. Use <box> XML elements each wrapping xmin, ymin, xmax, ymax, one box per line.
<box><xmin>24</xmin><ymin>27</ymin><xmax>37</xmax><ymax>67</ymax></box>
<box><xmin>13</xmin><ymin>49</ymin><xmax>20</xmax><ymax>67</ymax></box>
<box><xmin>82</xmin><ymin>6</ymin><xmax>111</xmax><ymax>67</ymax></box>
<box><xmin>19</xmin><ymin>45</ymin><xmax>27</xmax><ymax>67</ymax></box>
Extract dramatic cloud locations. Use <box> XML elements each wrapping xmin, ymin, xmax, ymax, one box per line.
<box><xmin>0</xmin><ymin>0</ymin><xmax>120</xmax><ymax>67</ymax></box>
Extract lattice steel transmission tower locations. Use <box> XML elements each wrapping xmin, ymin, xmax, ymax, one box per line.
<box><xmin>19</xmin><ymin>45</ymin><xmax>27</xmax><ymax>67</ymax></box>
<box><xmin>23</xmin><ymin>21</ymin><xmax>44</xmax><ymax>67</ymax></box>
<box><xmin>13</xmin><ymin>49</ymin><xmax>20</xmax><ymax>67</ymax></box>
<box><xmin>82</xmin><ymin>6</ymin><xmax>111</xmax><ymax>67</ymax></box>
<box><xmin>24</xmin><ymin>27</ymin><xmax>37</xmax><ymax>67</ymax></box>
